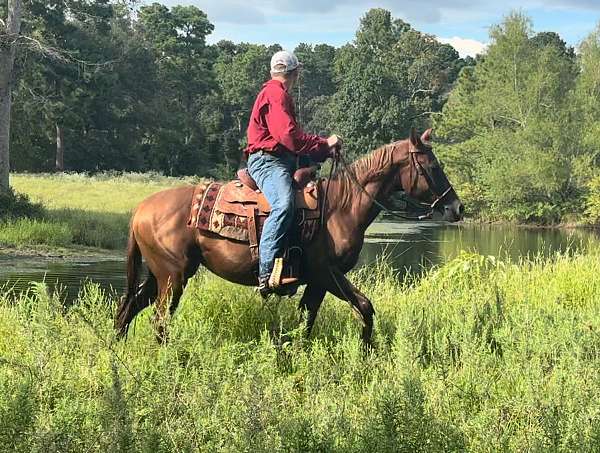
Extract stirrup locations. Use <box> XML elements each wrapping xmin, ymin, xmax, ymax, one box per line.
<box><xmin>268</xmin><ymin>257</ymin><xmax>285</xmax><ymax>289</ymax></box>
<box><xmin>257</xmin><ymin>276</ymin><xmax>272</xmax><ymax>299</ymax></box>
<box><xmin>268</xmin><ymin>257</ymin><xmax>300</xmax><ymax>287</ymax></box>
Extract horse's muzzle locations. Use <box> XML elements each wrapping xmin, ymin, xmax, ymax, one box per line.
<box><xmin>442</xmin><ymin>199</ymin><xmax>464</xmax><ymax>222</ymax></box>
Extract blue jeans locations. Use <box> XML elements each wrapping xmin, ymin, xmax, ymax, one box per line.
<box><xmin>247</xmin><ymin>151</ymin><xmax>296</xmax><ymax>279</ymax></box>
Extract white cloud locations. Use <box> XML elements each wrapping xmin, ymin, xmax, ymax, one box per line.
<box><xmin>155</xmin><ymin>0</ymin><xmax>597</xmax><ymax>50</ymax></box>
<box><xmin>190</xmin><ymin>0</ymin><xmax>600</xmax><ymax>25</ymax></box>
<box><xmin>165</xmin><ymin>0</ymin><xmax>600</xmax><ymax>27</ymax></box>
<box><xmin>437</xmin><ymin>36</ymin><xmax>488</xmax><ymax>57</ymax></box>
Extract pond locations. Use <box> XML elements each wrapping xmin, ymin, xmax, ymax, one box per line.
<box><xmin>1</xmin><ymin>221</ymin><xmax>598</xmax><ymax>302</ymax></box>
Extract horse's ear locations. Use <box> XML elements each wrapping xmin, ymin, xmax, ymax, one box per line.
<box><xmin>409</xmin><ymin>127</ymin><xmax>422</xmax><ymax>148</ymax></box>
<box><xmin>421</xmin><ymin>128</ymin><xmax>432</xmax><ymax>143</ymax></box>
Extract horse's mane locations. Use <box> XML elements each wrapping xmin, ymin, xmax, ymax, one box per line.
<box><xmin>330</xmin><ymin>140</ymin><xmax>407</xmax><ymax>210</ymax></box>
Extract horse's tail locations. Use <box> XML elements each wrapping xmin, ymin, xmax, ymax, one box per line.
<box><xmin>114</xmin><ymin>221</ymin><xmax>157</xmax><ymax>338</ymax></box>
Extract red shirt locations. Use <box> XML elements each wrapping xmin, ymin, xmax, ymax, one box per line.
<box><xmin>245</xmin><ymin>79</ymin><xmax>330</xmax><ymax>162</ymax></box>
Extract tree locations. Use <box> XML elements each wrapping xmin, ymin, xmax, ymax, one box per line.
<box><xmin>573</xmin><ymin>23</ymin><xmax>600</xmax><ymax>164</ymax></box>
<box><xmin>212</xmin><ymin>42</ymin><xmax>278</xmax><ymax>172</ymax></box>
<box><xmin>136</xmin><ymin>3</ymin><xmax>216</xmax><ymax>175</ymax></box>
<box><xmin>22</xmin><ymin>0</ymin><xmax>117</xmax><ymax>172</ymax></box>
<box><xmin>0</xmin><ymin>0</ymin><xmax>22</xmax><ymax>192</ymax></box>
<box><xmin>7</xmin><ymin>0</ymin><xmax>156</xmax><ymax>173</ymax></box>
<box><xmin>434</xmin><ymin>12</ymin><xmax>579</xmax><ymax>222</ymax></box>
<box><xmin>328</xmin><ymin>8</ymin><xmax>462</xmax><ymax>158</ymax></box>
<box><xmin>292</xmin><ymin>43</ymin><xmax>336</xmax><ymax>132</ymax></box>
<box><xmin>530</xmin><ymin>31</ymin><xmax>576</xmax><ymax>62</ymax></box>
<box><xmin>572</xmin><ymin>23</ymin><xmax>600</xmax><ymax>221</ymax></box>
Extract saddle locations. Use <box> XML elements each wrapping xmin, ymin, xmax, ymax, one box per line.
<box><xmin>237</xmin><ymin>166</ymin><xmax>318</xmax><ymax>191</ymax></box>
<box><xmin>187</xmin><ymin>169</ymin><xmax>322</xmax><ymax>286</ymax></box>
<box><xmin>220</xmin><ymin>169</ymin><xmax>319</xmax><ymax>216</ymax></box>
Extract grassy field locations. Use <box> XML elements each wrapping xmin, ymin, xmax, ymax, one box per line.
<box><xmin>1</xmin><ymin>173</ymin><xmax>199</xmax><ymax>250</ymax></box>
<box><xmin>1</xmin><ymin>251</ymin><xmax>600</xmax><ymax>452</ymax></box>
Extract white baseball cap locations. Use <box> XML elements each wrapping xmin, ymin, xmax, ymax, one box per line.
<box><xmin>270</xmin><ymin>50</ymin><xmax>302</xmax><ymax>74</ymax></box>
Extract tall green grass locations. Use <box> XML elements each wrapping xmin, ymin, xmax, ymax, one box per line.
<box><xmin>0</xmin><ymin>219</ymin><xmax>72</xmax><ymax>247</ymax></box>
<box><xmin>1</xmin><ymin>252</ymin><xmax>600</xmax><ymax>451</ymax></box>
<box><xmin>2</xmin><ymin>173</ymin><xmax>200</xmax><ymax>250</ymax></box>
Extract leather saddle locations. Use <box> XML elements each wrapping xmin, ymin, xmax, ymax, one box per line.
<box><xmin>236</xmin><ymin>166</ymin><xmax>318</xmax><ymax>192</ymax></box>
<box><xmin>220</xmin><ymin>167</ymin><xmax>319</xmax><ymax>217</ymax></box>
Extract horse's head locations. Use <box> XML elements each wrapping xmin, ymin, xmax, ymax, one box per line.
<box><xmin>394</xmin><ymin>128</ymin><xmax>463</xmax><ymax>222</ymax></box>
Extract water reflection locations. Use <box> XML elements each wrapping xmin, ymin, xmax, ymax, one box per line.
<box><xmin>358</xmin><ymin>221</ymin><xmax>596</xmax><ymax>276</ymax></box>
<box><xmin>0</xmin><ymin>256</ymin><xmax>125</xmax><ymax>302</ymax></box>
<box><xmin>1</xmin><ymin>222</ymin><xmax>598</xmax><ymax>302</ymax></box>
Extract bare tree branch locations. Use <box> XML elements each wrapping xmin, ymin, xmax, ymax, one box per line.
<box><xmin>410</xmin><ymin>88</ymin><xmax>434</xmax><ymax>101</ymax></box>
<box><xmin>17</xmin><ymin>35</ymin><xmax>70</xmax><ymax>63</ymax></box>
<box><xmin>17</xmin><ymin>35</ymin><xmax>120</xmax><ymax>68</ymax></box>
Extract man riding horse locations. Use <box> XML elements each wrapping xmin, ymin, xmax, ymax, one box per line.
<box><xmin>115</xmin><ymin>53</ymin><xmax>463</xmax><ymax>346</ymax></box>
<box><xmin>246</xmin><ymin>50</ymin><xmax>342</xmax><ymax>297</ymax></box>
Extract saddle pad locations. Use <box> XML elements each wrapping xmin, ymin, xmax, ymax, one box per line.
<box><xmin>188</xmin><ymin>182</ymin><xmax>222</xmax><ymax>230</ymax></box>
<box><xmin>187</xmin><ymin>181</ymin><xmax>320</xmax><ymax>245</ymax></box>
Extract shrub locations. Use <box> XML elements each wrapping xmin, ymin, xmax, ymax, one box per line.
<box><xmin>584</xmin><ymin>175</ymin><xmax>600</xmax><ymax>224</ymax></box>
<box><xmin>0</xmin><ymin>187</ymin><xmax>44</xmax><ymax>220</ymax></box>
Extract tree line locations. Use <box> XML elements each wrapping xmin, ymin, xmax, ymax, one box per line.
<box><xmin>1</xmin><ymin>2</ymin><xmax>600</xmax><ymax>223</ymax></box>
<box><xmin>3</xmin><ymin>4</ymin><xmax>466</xmax><ymax>175</ymax></box>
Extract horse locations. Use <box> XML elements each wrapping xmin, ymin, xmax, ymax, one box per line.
<box><xmin>115</xmin><ymin>128</ymin><xmax>463</xmax><ymax>346</ymax></box>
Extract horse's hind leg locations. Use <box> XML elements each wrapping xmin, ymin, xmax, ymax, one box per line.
<box><xmin>115</xmin><ymin>272</ymin><xmax>157</xmax><ymax>338</ymax></box>
<box><xmin>298</xmin><ymin>285</ymin><xmax>326</xmax><ymax>337</ymax></box>
<box><xmin>154</xmin><ymin>272</ymin><xmax>183</xmax><ymax>344</ymax></box>
<box><xmin>153</xmin><ymin>257</ymin><xmax>202</xmax><ymax>344</ymax></box>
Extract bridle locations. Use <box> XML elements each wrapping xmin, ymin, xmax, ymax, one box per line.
<box><xmin>321</xmin><ymin>144</ymin><xmax>455</xmax><ymax>223</ymax></box>
<box><xmin>406</xmin><ymin>145</ymin><xmax>454</xmax><ymax>216</ymax></box>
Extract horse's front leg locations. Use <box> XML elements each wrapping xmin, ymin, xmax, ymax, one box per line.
<box><xmin>325</xmin><ymin>268</ymin><xmax>375</xmax><ymax>347</ymax></box>
<box><xmin>298</xmin><ymin>284</ymin><xmax>327</xmax><ymax>337</ymax></box>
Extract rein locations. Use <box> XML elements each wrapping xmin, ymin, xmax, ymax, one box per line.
<box><xmin>330</xmin><ymin>151</ymin><xmax>441</xmax><ymax>222</ymax></box>
<box><xmin>320</xmin><ymin>155</ymin><xmax>338</xmax><ymax>226</ymax></box>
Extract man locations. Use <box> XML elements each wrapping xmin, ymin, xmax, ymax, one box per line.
<box><xmin>245</xmin><ymin>50</ymin><xmax>341</xmax><ymax>297</ymax></box>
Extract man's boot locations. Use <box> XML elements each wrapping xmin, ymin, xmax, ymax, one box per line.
<box><xmin>257</xmin><ymin>275</ymin><xmax>272</xmax><ymax>299</ymax></box>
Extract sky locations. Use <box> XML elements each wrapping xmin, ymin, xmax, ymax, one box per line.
<box><xmin>158</xmin><ymin>0</ymin><xmax>600</xmax><ymax>57</ymax></box>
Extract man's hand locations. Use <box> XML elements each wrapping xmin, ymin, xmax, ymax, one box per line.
<box><xmin>327</xmin><ymin>134</ymin><xmax>342</xmax><ymax>158</ymax></box>
<box><xmin>327</xmin><ymin>134</ymin><xmax>342</xmax><ymax>149</ymax></box>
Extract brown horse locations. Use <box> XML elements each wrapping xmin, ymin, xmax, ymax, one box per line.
<box><xmin>115</xmin><ymin>128</ymin><xmax>463</xmax><ymax>345</ymax></box>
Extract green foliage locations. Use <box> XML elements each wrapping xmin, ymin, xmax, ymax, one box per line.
<box><xmin>0</xmin><ymin>187</ymin><xmax>44</xmax><ymax>220</ymax></box>
<box><xmin>212</xmin><ymin>42</ymin><xmax>279</xmax><ymax>173</ymax></box>
<box><xmin>571</xmin><ymin>24</ymin><xmax>600</xmax><ymax>194</ymax></box>
<box><xmin>11</xmin><ymin>4</ymin><xmax>466</xmax><ymax>177</ymax></box>
<box><xmin>136</xmin><ymin>3</ymin><xmax>217</xmax><ymax>175</ymax></box>
<box><xmin>12</xmin><ymin>1</ymin><xmax>220</xmax><ymax>176</ymax></box>
<box><xmin>435</xmin><ymin>12</ymin><xmax>580</xmax><ymax>223</ymax></box>
<box><xmin>328</xmin><ymin>9</ymin><xmax>463</xmax><ymax>158</ymax></box>
<box><xmin>13</xmin><ymin>0</ymin><xmax>155</xmax><ymax>172</ymax></box>
<box><xmin>9</xmin><ymin>4</ymin><xmax>600</xmax><ymax>223</ymax></box>
<box><xmin>293</xmin><ymin>43</ymin><xmax>337</xmax><ymax>133</ymax></box>
<box><xmin>584</xmin><ymin>176</ymin><xmax>600</xmax><ymax>223</ymax></box>
<box><xmin>2</xmin><ymin>252</ymin><xmax>600</xmax><ymax>450</ymax></box>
